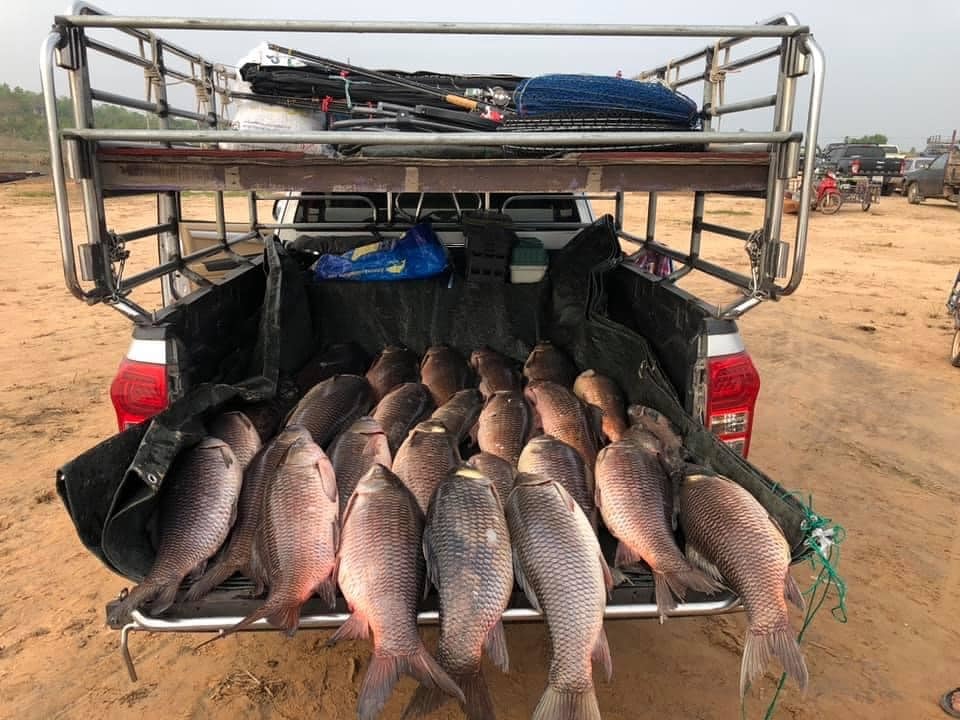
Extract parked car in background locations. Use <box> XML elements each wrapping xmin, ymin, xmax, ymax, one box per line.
<box><xmin>818</xmin><ymin>143</ymin><xmax>904</xmax><ymax>196</ymax></box>
<box><xmin>889</xmin><ymin>157</ymin><xmax>933</xmax><ymax>194</ymax></box>
<box><xmin>903</xmin><ymin>150</ymin><xmax>960</xmax><ymax>207</ymax></box>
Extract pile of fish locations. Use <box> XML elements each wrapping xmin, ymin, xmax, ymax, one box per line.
<box><xmin>113</xmin><ymin>340</ymin><xmax>808</xmax><ymax>720</ymax></box>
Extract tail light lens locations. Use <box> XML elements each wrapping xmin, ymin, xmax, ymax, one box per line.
<box><xmin>706</xmin><ymin>352</ymin><xmax>760</xmax><ymax>457</ymax></box>
<box><xmin>899</xmin><ymin>158</ymin><xmax>906</xmax><ymax>174</ymax></box>
<box><xmin>851</xmin><ymin>159</ymin><xmax>861</xmax><ymax>174</ymax></box>
<box><xmin>109</xmin><ymin>358</ymin><xmax>169</xmax><ymax>431</ymax></box>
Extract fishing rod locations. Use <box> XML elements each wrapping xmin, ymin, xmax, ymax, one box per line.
<box><xmin>266</xmin><ymin>43</ymin><xmax>511</xmax><ymax>119</ymax></box>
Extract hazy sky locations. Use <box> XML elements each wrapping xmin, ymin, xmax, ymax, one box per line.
<box><xmin>5</xmin><ymin>0</ymin><xmax>959</xmax><ymax>150</ymax></box>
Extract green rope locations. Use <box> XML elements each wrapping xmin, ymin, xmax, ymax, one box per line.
<box><xmin>740</xmin><ymin>493</ymin><xmax>848</xmax><ymax>719</ymax></box>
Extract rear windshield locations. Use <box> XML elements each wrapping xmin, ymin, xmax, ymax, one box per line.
<box><xmin>293</xmin><ymin>192</ymin><xmax>579</xmax><ymax>224</ymax></box>
<box><xmin>844</xmin><ymin>146</ymin><xmax>884</xmax><ymax>158</ymax></box>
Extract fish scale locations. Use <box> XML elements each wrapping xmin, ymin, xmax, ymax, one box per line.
<box><xmin>285</xmin><ymin>373</ymin><xmax>373</xmax><ymax>447</ymax></box>
<box><xmin>471</xmin><ymin>347</ymin><xmax>521</xmax><ymax>398</ymax></box>
<box><xmin>366</xmin><ymin>345</ymin><xmax>420</xmax><ymax>402</ymax></box>
<box><xmin>421</xmin><ymin>345</ymin><xmax>473</xmax><ymax>406</ymax></box>
<box><xmin>467</xmin><ymin>452</ymin><xmax>516</xmax><ymax>506</ymax></box>
<box><xmin>573</xmin><ymin>370</ymin><xmax>628</xmax><ymax>443</ymax></box>
<box><xmin>393</xmin><ymin>420</ymin><xmax>461</xmax><ymax>514</ymax></box>
<box><xmin>255</xmin><ymin>438</ymin><xmax>339</xmax><ymax>628</ymax></box>
<box><xmin>524</xmin><ymin>381</ymin><xmax>598</xmax><ymax>469</ymax></box>
<box><xmin>372</xmin><ymin>382</ymin><xmax>436</xmax><ymax>455</ymax></box>
<box><xmin>328</xmin><ymin>416</ymin><xmax>392</xmax><ymax>519</ymax></box>
<box><xmin>107</xmin><ymin>437</ymin><xmax>243</xmax><ymax>625</ymax></box>
<box><xmin>208</xmin><ymin>411</ymin><xmax>263</xmax><ymax>470</ymax></box>
<box><xmin>186</xmin><ymin>426</ymin><xmax>311</xmax><ymax>601</ymax></box>
<box><xmin>332</xmin><ymin>465</ymin><xmax>464</xmax><ymax>720</ymax></box>
<box><xmin>477</xmin><ymin>390</ymin><xmax>532</xmax><ymax>467</ymax></box>
<box><xmin>429</xmin><ymin>388</ymin><xmax>483</xmax><ymax>442</ymax></box>
<box><xmin>522</xmin><ymin>340</ymin><xmax>578</xmax><ymax>387</ymax></box>
<box><xmin>679</xmin><ymin>472</ymin><xmax>808</xmax><ymax>697</ymax></box>
<box><xmin>596</xmin><ymin>441</ymin><xmax>718</xmax><ymax>621</ymax></box>
<box><xmin>506</xmin><ymin>475</ymin><xmax>611</xmax><ymax>720</ymax></box>
<box><xmin>405</xmin><ymin>467</ymin><xmax>513</xmax><ymax>720</ymax></box>
<box><xmin>518</xmin><ymin>435</ymin><xmax>595</xmax><ymax>526</ymax></box>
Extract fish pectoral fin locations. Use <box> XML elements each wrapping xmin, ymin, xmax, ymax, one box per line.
<box><xmin>327</xmin><ymin>610</ymin><xmax>369</xmax><ymax>646</ymax></box>
<box><xmin>587</xmin><ymin>403</ymin><xmax>605</xmax><ymax>444</ymax></box>
<box><xmin>512</xmin><ymin>551</ymin><xmax>542</xmax><ymax>613</ymax></box>
<box><xmin>331</xmin><ymin>519</ymin><xmax>341</xmax><ymax>556</ymax></box>
<box><xmin>550</xmin><ymin>481</ymin><xmax>577</xmax><ymax>514</ymax></box>
<box><xmin>422</xmin><ymin>535</ymin><xmax>439</xmax><ymax>599</ymax></box>
<box><xmin>318</xmin><ymin>461</ymin><xmax>339</xmax><ymax>502</ymax></box>
<box><xmin>267</xmin><ymin>604</ymin><xmax>303</xmax><ymax>637</ymax></box>
<box><xmin>684</xmin><ymin>544</ymin><xmax>727</xmax><ymax>587</ymax></box>
<box><xmin>314</xmin><ymin>574</ymin><xmax>337</xmax><ymax>610</ymax></box>
<box><xmin>483</xmin><ymin>620</ymin><xmax>510</xmax><ymax>673</ymax></box>
<box><xmin>784</xmin><ymin>572</ymin><xmax>805</xmax><ymax>611</ymax></box>
<box><xmin>599</xmin><ymin>551</ymin><xmax>615</xmax><ymax>594</ymax></box>
<box><xmin>592</xmin><ymin>627</ymin><xmax>613</xmax><ymax>683</ymax></box>
<box><xmin>614</xmin><ymin>542</ymin><xmax>644</xmax><ymax>568</ymax></box>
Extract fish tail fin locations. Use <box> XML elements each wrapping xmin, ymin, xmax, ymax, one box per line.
<box><xmin>359</xmin><ymin>647</ymin><xmax>464</xmax><ymax>720</ymax></box>
<box><xmin>458</xmin><ymin>669</ymin><xmax>496</xmax><ymax>720</ymax></box>
<box><xmin>653</xmin><ymin>571</ymin><xmax>681</xmax><ymax>622</ymax></box>
<box><xmin>147</xmin><ymin>580</ymin><xmax>181</xmax><ymax>617</ymax></box>
<box><xmin>403</xmin><ymin>668</ymin><xmax>491</xmax><ymax>720</ymax></box>
<box><xmin>184</xmin><ymin>559</ymin><xmax>239</xmax><ymax>602</ymax></box>
<box><xmin>106</xmin><ymin>578</ymin><xmax>162</xmax><ymax>626</ymax></box>
<box><xmin>740</xmin><ymin>629</ymin><xmax>809</xmax><ymax>698</ymax></box>
<box><xmin>531</xmin><ymin>686</ymin><xmax>601</xmax><ymax>720</ymax></box>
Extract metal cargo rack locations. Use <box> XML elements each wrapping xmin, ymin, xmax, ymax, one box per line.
<box><xmin>42</xmin><ymin>4</ymin><xmax>824</xmax><ymax>321</ymax></box>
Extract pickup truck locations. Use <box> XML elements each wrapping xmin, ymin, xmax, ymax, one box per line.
<box><xmin>42</xmin><ymin>6</ymin><xmax>830</xmax><ymax>678</ymax></box>
<box><xmin>903</xmin><ymin>150</ymin><xmax>960</xmax><ymax>207</ymax></box>
<box><xmin>819</xmin><ymin>143</ymin><xmax>905</xmax><ymax>195</ymax></box>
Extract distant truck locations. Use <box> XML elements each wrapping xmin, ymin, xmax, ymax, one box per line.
<box><xmin>903</xmin><ymin>150</ymin><xmax>960</xmax><ymax>208</ymax></box>
<box><xmin>819</xmin><ymin>143</ymin><xmax>904</xmax><ymax>196</ymax></box>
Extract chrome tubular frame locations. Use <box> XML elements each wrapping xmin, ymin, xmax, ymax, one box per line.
<box><xmin>41</xmin><ymin>6</ymin><xmax>823</xmax><ymax>321</ymax></box>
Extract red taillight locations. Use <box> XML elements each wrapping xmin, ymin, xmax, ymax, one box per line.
<box><xmin>706</xmin><ymin>352</ymin><xmax>760</xmax><ymax>457</ymax></box>
<box><xmin>899</xmin><ymin>158</ymin><xmax>906</xmax><ymax>174</ymax></box>
<box><xmin>109</xmin><ymin>358</ymin><xmax>169</xmax><ymax>431</ymax></box>
<box><xmin>851</xmin><ymin>159</ymin><xmax>861</xmax><ymax>174</ymax></box>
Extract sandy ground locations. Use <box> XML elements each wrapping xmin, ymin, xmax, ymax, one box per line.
<box><xmin>0</xmin><ymin>178</ymin><xmax>958</xmax><ymax>720</ymax></box>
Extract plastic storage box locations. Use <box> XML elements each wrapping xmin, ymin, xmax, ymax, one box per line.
<box><xmin>510</xmin><ymin>238</ymin><xmax>548</xmax><ymax>283</ymax></box>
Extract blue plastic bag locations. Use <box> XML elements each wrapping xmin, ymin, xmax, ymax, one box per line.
<box><xmin>313</xmin><ymin>223</ymin><xmax>448</xmax><ymax>282</ymax></box>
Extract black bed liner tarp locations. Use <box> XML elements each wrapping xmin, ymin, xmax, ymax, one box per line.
<box><xmin>58</xmin><ymin>218</ymin><xmax>810</xmax><ymax>582</ymax></box>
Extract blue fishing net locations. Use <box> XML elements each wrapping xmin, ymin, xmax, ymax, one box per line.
<box><xmin>514</xmin><ymin>74</ymin><xmax>699</xmax><ymax>127</ymax></box>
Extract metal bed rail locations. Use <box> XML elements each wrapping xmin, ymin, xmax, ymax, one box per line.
<box><xmin>41</xmin><ymin>5</ymin><xmax>824</xmax><ymax>321</ymax></box>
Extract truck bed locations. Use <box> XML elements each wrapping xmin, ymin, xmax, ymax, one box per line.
<box><xmin>58</xmin><ymin>220</ymin><xmax>812</xmax><ymax>633</ymax></box>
